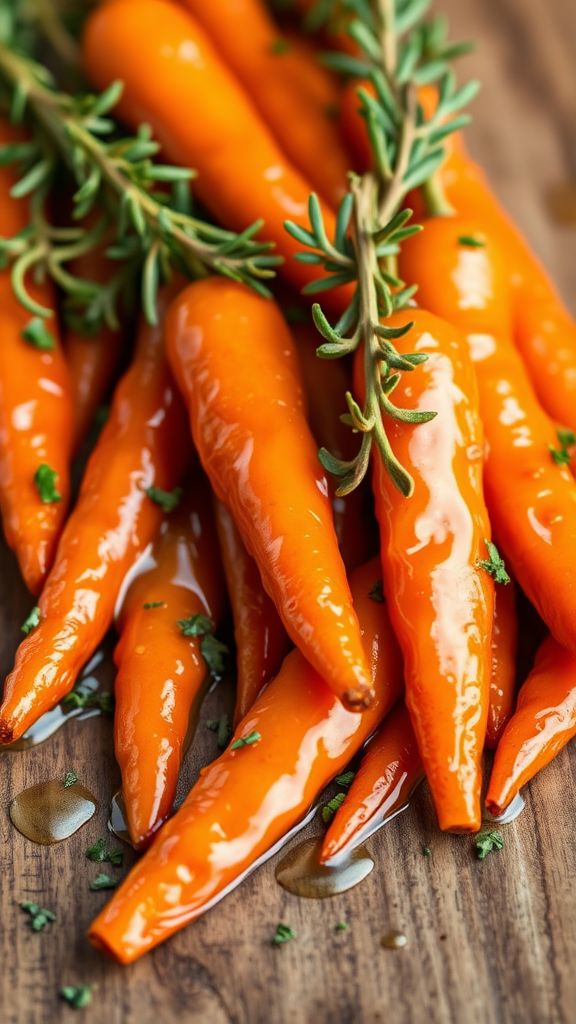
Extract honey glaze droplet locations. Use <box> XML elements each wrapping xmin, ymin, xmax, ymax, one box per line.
<box><xmin>275</xmin><ymin>836</ymin><xmax>374</xmax><ymax>898</ymax></box>
<box><xmin>10</xmin><ymin>779</ymin><xmax>97</xmax><ymax>844</ymax></box>
<box><xmin>381</xmin><ymin>930</ymin><xmax>408</xmax><ymax>950</ymax></box>
<box><xmin>108</xmin><ymin>789</ymin><xmax>136</xmax><ymax>849</ymax></box>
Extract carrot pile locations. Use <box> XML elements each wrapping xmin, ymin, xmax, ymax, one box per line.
<box><xmin>0</xmin><ymin>0</ymin><xmax>574</xmax><ymax>968</ymax></box>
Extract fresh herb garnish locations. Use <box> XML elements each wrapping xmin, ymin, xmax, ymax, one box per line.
<box><xmin>177</xmin><ymin>614</ymin><xmax>228</xmax><ymax>675</ymax></box>
<box><xmin>230</xmin><ymin>730</ymin><xmax>261</xmax><ymax>750</ymax></box>
<box><xmin>85</xmin><ymin>838</ymin><xmax>123</xmax><ymax>866</ymax></box>
<box><xmin>145</xmin><ymin>485</ymin><xmax>183</xmax><ymax>513</ymax></box>
<box><xmin>21</xmin><ymin>317</ymin><xmax>55</xmax><ymax>350</ymax></box>
<box><xmin>207</xmin><ymin>714</ymin><xmax>232</xmax><ymax>750</ymax></box>
<box><xmin>89</xmin><ymin>872</ymin><xmax>117</xmax><ymax>891</ymax></box>
<box><xmin>21</xmin><ymin>605</ymin><xmax>41</xmax><ymax>635</ymax></box>
<box><xmin>422</xmin><ymin>845</ymin><xmax>432</xmax><ymax>857</ymax></box>
<box><xmin>457</xmin><ymin>235</ymin><xmax>485</xmax><ymax>248</ymax></box>
<box><xmin>62</xmin><ymin>686</ymin><xmax>114</xmax><ymax>716</ymax></box>
<box><xmin>335</xmin><ymin>770</ymin><xmax>355</xmax><ymax>787</ymax></box>
<box><xmin>272</xmin><ymin>922</ymin><xmax>297</xmax><ymax>945</ymax></box>
<box><xmin>33</xmin><ymin>463</ymin><xmax>61</xmax><ymax>504</ymax></box>
<box><xmin>143</xmin><ymin>601</ymin><xmax>166</xmax><ymax>610</ymax></box>
<box><xmin>321</xmin><ymin>791</ymin><xmax>346</xmax><ymax>824</ymax></box>
<box><xmin>63</xmin><ymin>771</ymin><xmax>78</xmax><ymax>788</ymax></box>
<box><xmin>19</xmin><ymin>900</ymin><xmax>56</xmax><ymax>932</ymax></box>
<box><xmin>368</xmin><ymin>580</ymin><xmax>385</xmax><ymax>603</ymax></box>
<box><xmin>59</xmin><ymin>985</ymin><xmax>93</xmax><ymax>1009</ymax></box>
<box><xmin>477</xmin><ymin>540</ymin><xmax>510</xmax><ymax>585</ymax></box>
<box><xmin>549</xmin><ymin>429</ymin><xmax>575</xmax><ymax>466</ymax></box>
<box><xmin>335</xmin><ymin>921</ymin><xmax>349</xmax><ymax>932</ymax></box>
<box><xmin>474</xmin><ymin>830</ymin><xmax>504</xmax><ymax>860</ymax></box>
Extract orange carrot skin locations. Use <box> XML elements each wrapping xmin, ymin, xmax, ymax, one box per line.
<box><xmin>0</xmin><ymin>121</ymin><xmax>74</xmax><ymax>595</ymax></box>
<box><xmin>88</xmin><ymin>559</ymin><xmax>403</xmax><ymax>964</ymax></box>
<box><xmin>400</xmin><ymin>217</ymin><xmax>576</xmax><ymax>655</ymax></box>
<box><xmin>179</xmin><ymin>0</ymin><xmax>349</xmax><ymax>209</ymax></box>
<box><xmin>320</xmin><ymin>703</ymin><xmax>423</xmax><ymax>865</ymax></box>
<box><xmin>165</xmin><ymin>277</ymin><xmax>372</xmax><ymax>708</ymax></box>
<box><xmin>486</xmin><ymin>635</ymin><xmax>576</xmax><ymax>816</ymax></box>
<box><xmin>486</xmin><ymin>579</ymin><xmax>518</xmax><ymax>750</ymax></box>
<box><xmin>0</xmin><ymin>297</ymin><xmax>191</xmax><ymax>743</ymax></box>
<box><xmin>114</xmin><ymin>473</ymin><xmax>225</xmax><ymax>848</ymax></box>
<box><xmin>358</xmin><ymin>309</ymin><xmax>494</xmax><ymax>832</ymax></box>
<box><xmin>293</xmin><ymin>321</ymin><xmax>374</xmax><ymax>569</ymax></box>
<box><xmin>214</xmin><ymin>499</ymin><xmax>288</xmax><ymax>725</ymax></box>
<box><xmin>82</xmin><ymin>0</ymin><xmax>348</xmax><ymax>305</ymax></box>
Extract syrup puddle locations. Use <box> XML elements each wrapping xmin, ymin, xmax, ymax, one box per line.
<box><xmin>381</xmin><ymin>930</ymin><xmax>408</xmax><ymax>950</ymax></box>
<box><xmin>10</xmin><ymin>778</ymin><xmax>98</xmax><ymax>844</ymax></box>
<box><xmin>275</xmin><ymin>836</ymin><xmax>374</xmax><ymax>898</ymax></box>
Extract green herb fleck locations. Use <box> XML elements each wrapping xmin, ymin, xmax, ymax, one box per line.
<box><xmin>458</xmin><ymin>235</ymin><xmax>485</xmax><ymax>248</ymax></box>
<box><xmin>272</xmin><ymin>922</ymin><xmax>296</xmax><ymax>945</ymax></box>
<box><xmin>59</xmin><ymin>985</ymin><xmax>93</xmax><ymax>1009</ymax></box>
<box><xmin>477</xmin><ymin>540</ymin><xmax>510</xmax><ymax>585</ymax></box>
<box><xmin>143</xmin><ymin>601</ymin><xmax>166</xmax><ymax>610</ymax></box>
<box><xmin>33</xmin><ymin>463</ymin><xmax>62</xmax><ymax>504</ymax></box>
<box><xmin>231</xmin><ymin>730</ymin><xmax>261</xmax><ymax>750</ymax></box>
<box><xmin>20</xmin><ymin>901</ymin><xmax>56</xmax><ymax>932</ymax></box>
<box><xmin>62</xmin><ymin>686</ymin><xmax>114</xmax><ymax>716</ymax></box>
<box><xmin>474</xmin><ymin>830</ymin><xmax>504</xmax><ymax>860</ymax></box>
<box><xmin>368</xmin><ymin>580</ymin><xmax>384</xmax><ymax>603</ymax></box>
<box><xmin>63</xmin><ymin>771</ymin><xmax>78</xmax><ymax>788</ymax></box>
<box><xmin>549</xmin><ymin>428</ymin><xmax>576</xmax><ymax>466</ymax></box>
<box><xmin>145</xmin><ymin>485</ymin><xmax>182</xmax><ymax>513</ymax></box>
<box><xmin>207</xmin><ymin>714</ymin><xmax>232</xmax><ymax>751</ymax></box>
<box><xmin>85</xmin><ymin>838</ymin><xmax>123</xmax><ymax>866</ymax></box>
<box><xmin>89</xmin><ymin>872</ymin><xmax>117</xmax><ymax>892</ymax></box>
<box><xmin>321</xmin><ymin>791</ymin><xmax>346</xmax><ymax>824</ymax></box>
<box><xmin>21</xmin><ymin>606</ymin><xmax>41</xmax><ymax>635</ymax></box>
<box><xmin>22</xmin><ymin>317</ymin><xmax>55</xmax><ymax>350</ymax></box>
<box><xmin>335</xmin><ymin>921</ymin><xmax>349</xmax><ymax>932</ymax></box>
<box><xmin>422</xmin><ymin>845</ymin><xmax>432</xmax><ymax>857</ymax></box>
<box><xmin>177</xmin><ymin>614</ymin><xmax>228</xmax><ymax>676</ymax></box>
<box><xmin>335</xmin><ymin>770</ymin><xmax>355</xmax><ymax>787</ymax></box>
<box><xmin>269</xmin><ymin>37</ymin><xmax>291</xmax><ymax>54</ymax></box>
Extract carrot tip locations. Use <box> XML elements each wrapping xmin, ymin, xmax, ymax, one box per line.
<box><xmin>343</xmin><ymin>687</ymin><xmax>375</xmax><ymax>711</ymax></box>
<box><xmin>0</xmin><ymin>721</ymin><xmax>14</xmax><ymax>744</ymax></box>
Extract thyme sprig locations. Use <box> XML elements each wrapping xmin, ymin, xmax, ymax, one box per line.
<box><xmin>286</xmin><ymin>0</ymin><xmax>477</xmax><ymax>496</ymax></box>
<box><xmin>0</xmin><ymin>41</ymin><xmax>281</xmax><ymax>327</ymax></box>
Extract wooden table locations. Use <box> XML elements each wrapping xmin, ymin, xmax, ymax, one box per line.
<box><xmin>1</xmin><ymin>0</ymin><xmax>575</xmax><ymax>1021</ymax></box>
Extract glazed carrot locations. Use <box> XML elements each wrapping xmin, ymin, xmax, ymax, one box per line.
<box><xmin>179</xmin><ymin>0</ymin><xmax>350</xmax><ymax>208</ymax></box>
<box><xmin>486</xmin><ymin>579</ymin><xmax>518</xmax><ymax>750</ymax></box>
<box><xmin>0</xmin><ymin>121</ymin><xmax>73</xmax><ymax>595</ymax></box>
<box><xmin>293</xmin><ymin>320</ymin><xmax>375</xmax><ymax>569</ymax></box>
<box><xmin>320</xmin><ymin>704</ymin><xmax>423</xmax><ymax>865</ymax></box>
<box><xmin>88</xmin><ymin>559</ymin><xmax>403</xmax><ymax>963</ymax></box>
<box><xmin>166</xmin><ymin>277</ymin><xmax>372</xmax><ymax>709</ymax></box>
<box><xmin>82</xmin><ymin>0</ymin><xmax>348</xmax><ymax>305</ymax></box>
<box><xmin>0</xmin><ymin>291</ymin><xmax>190</xmax><ymax>743</ymax></box>
<box><xmin>214</xmin><ymin>499</ymin><xmax>288</xmax><ymax>725</ymax></box>
<box><xmin>357</xmin><ymin>308</ymin><xmax>494</xmax><ymax>832</ymax></box>
<box><xmin>114</xmin><ymin>472</ymin><xmax>225</xmax><ymax>848</ymax></box>
<box><xmin>486</xmin><ymin>635</ymin><xmax>576</xmax><ymax>817</ymax></box>
<box><xmin>400</xmin><ymin>217</ymin><xmax>576</xmax><ymax>655</ymax></box>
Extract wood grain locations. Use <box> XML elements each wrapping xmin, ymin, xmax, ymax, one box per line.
<box><xmin>1</xmin><ymin>0</ymin><xmax>575</xmax><ymax>1021</ymax></box>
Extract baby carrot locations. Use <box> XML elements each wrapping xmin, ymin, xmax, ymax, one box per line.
<box><xmin>82</xmin><ymin>0</ymin><xmax>348</xmax><ymax>304</ymax></box>
<box><xmin>400</xmin><ymin>217</ymin><xmax>576</xmax><ymax>655</ymax></box>
<box><xmin>320</xmin><ymin>703</ymin><xmax>423</xmax><ymax>865</ymax></box>
<box><xmin>114</xmin><ymin>472</ymin><xmax>225</xmax><ymax>848</ymax></box>
<box><xmin>486</xmin><ymin>635</ymin><xmax>576</xmax><ymax>817</ymax></box>
<box><xmin>486</xmin><ymin>579</ymin><xmax>518</xmax><ymax>750</ymax></box>
<box><xmin>357</xmin><ymin>308</ymin><xmax>494</xmax><ymax>832</ymax></box>
<box><xmin>88</xmin><ymin>559</ymin><xmax>403</xmax><ymax>963</ymax></box>
<box><xmin>0</xmin><ymin>290</ymin><xmax>190</xmax><ymax>742</ymax></box>
<box><xmin>166</xmin><ymin>277</ymin><xmax>372</xmax><ymax>709</ymax></box>
<box><xmin>180</xmin><ymin>0</ymin><xmax>350</xmax><ymax>208</ymax></box>
<box><xmin>214</xmin><ymin>499</ymin><xmax>288</xmax><ymax>724</ymax></box>
<box><xmin>0</xmin><ymin>120</ymin><xmax>74</xmax><ymax>594</ymax></box>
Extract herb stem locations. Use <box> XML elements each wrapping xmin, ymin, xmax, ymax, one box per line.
<box><xmin>421</xmin><ymin>173</ymin><xmax>455</xmax><ymax>217</ymax></box>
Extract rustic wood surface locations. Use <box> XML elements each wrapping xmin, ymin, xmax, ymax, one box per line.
<box><xmin>1</xmin><ymin>1</ymin><xmax>575</xmax><ymax>1021</ymax></box>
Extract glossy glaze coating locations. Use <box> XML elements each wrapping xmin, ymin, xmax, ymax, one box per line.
<box><xmin>166</xmin><ymin>277</ymin><xmax>372</xmax><ymax>708</ymax></box>
<box><xmin>400</xmin><ymin>217</ymin><xmax>576</xmax><ymax>654</ymax></box>
<box><xmin>0</xmin><ymin>120</ymin><xmax>73</xmax><ymax>594</ymax></box>
<box><xmin>294</xmin><ymin>321</ymin><xmax>375</xmax><ymax>570</ymax></box>
<box><xmin>214</xmin><ymin>498</ymin><xmax>288</xmax><ymax>724</ymax></box>
<box><xmin>88</xmin><ymin>558</ymin><xmax>403</xmax><ymax>963</ymax></box>
<box><xmin>180</xmin><ymin>0</ymin><xmax>349</xmax><ymax>208</ymax></box>
<box><xmin>320</xmin><ymin>703</ymin><xmax>423</xmax><ymax>864</ymax></box>
<box><xmin>360</xmin><ymin>308</ymin><xmax>494</xmax><ymax>831</ymax></box>
<box><xmin>82</xmin><ymin>0</ymin><xmax>348</xmax><ymax>305</ymax></box>
<box><xmin>486</xmin><ymin>579</ymin><xmax>518</xmax><ymax>749</ymax></box>
<box><xmin>114</xmin><ymin>472</ymin><xmax>225</xmax><ymax>848</ymax></box>
<box><xmin>486</xmin><ymin>635</ymin><xmax>576</xmax><ymax>816</ymax></box>
<box><xmin>0</xmin><ymin>292</ymin><xmax>191</xmax><ymax>743</ymax></box>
